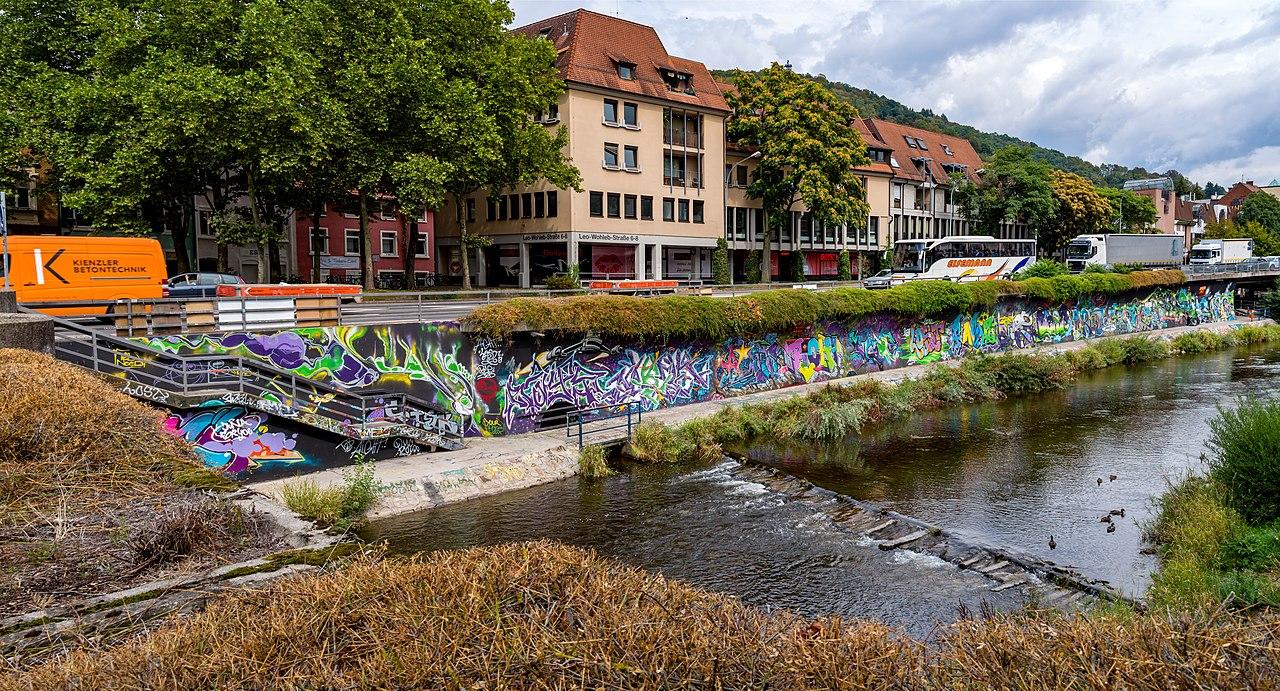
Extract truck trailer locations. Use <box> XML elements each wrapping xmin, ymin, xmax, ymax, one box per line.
<box><xmin>1189</xmin><ymin>238</ymin><xmax>1254</xmax><ymax>265</ymax></box>
<box><xmin>1065</xmin><ymin>234</ymin><xmax>1185</xmax><ymax>272</ymax></box>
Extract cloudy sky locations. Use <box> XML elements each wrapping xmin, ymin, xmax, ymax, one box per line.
<box><xmin>510</xmin><ymin>0</ymin><xmax>1280</xmax><ymax>187</ymax></box>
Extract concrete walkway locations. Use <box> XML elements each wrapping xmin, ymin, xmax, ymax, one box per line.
<box><xmin>249</xmin><ymin>318</ymin><xmax>1266</xmax><ymax>519</ymax></box>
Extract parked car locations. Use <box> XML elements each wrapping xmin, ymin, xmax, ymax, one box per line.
<box><xmin>165</xmin><ymin>272</ymin><xmax>244</xmax><ymax>298</ymax></box>
<box><xmin>863</xmin><ymin>269</ymin><xmax>893</xmax><ymax>289</ymax></box>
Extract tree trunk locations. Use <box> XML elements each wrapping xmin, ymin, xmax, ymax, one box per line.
<box><xmin>405</xmin><ymin>215</ymin><xmax>420</xmax><ymax>290</ymax></box>
<box><xmin>172</xmin><ymin>202</ymin><xmax>193</xmax><ymax>274</ymax></box>
<box><xmin>217</xmin><ymin>243</ymin><xmax>229</xmax><ymax>274</ymax></box>
<box><xmin>269</xmin><ymin>231</ymin><xmax>283</xmax><ymax>283</ymax></box>
<box><xmin>760</xmin><ymin>208</ymin><xmax>771</xmax><ymax>284</ymax></box>
<box><xmin>458</xmin><ymin>195</ymin><xmax>472</xmax><ymax>291</ymax></box>
<box><xmin>245</xmin><ymin>169</ymin><xmax>267</xmax><ymax>284</ymax></box>
<box><xmin>359</xmin><ymin>190</ymin><xmax>374</xmax><ymax>291</ymax></box>
<box><xmin>255</xmin><ymin>242</ymin><xmax>268</xmax><ymax>283</ymax></box>
<box><xmin>310</xmin><ymin>198</ymin><xmax>324</xmax><ymax>283</ymax></box>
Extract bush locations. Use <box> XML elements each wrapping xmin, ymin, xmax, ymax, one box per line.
<box><xmin>1146</xmin><ymin>475</ymin><xmax>1249</xmax><ymax>610</ymax></box>
<box><xmin>1207</xmin><ymin>399</ymin><xmax>1280</xmax><ymax>524</ymax></box>
<box><xmin>280</xmin><ymin>458</ymin><xmax>381</xmax><ymax>529</ymax></box>
<box><xmin>789</xmin><ymin>250</ymin><xmax>806</xmax><ymax>282</ymax></box>
<box><xmin>1171</xmin><ymin>330</ymin><xmax>1231</xmax><ymax>354</ymax></box>
<box><xmin>712</xmin><ymin>238</ymin><xmax>730</xmax><ymax>285</ymax></box>
<box><xmin>1010</xmin><ymin>259</ymin><xmax>1069</xmax><ymax>280</ymax></box>
<box><xmin>837</xmin><ymin>249</ymin><xmax>852</xmax><ymax>281</ymax></box>
<box><xmin>578</xmin><ymin>444</ymin><xmax>612</xmax><ymax>479</ymax></box>
<box><xmin>1118</xmin><ymin>335</ymin><xmax>1170</xmax><ymax>363</ymax></box>
<box><xmin>743</xmin><ymin>250</ymin><xmax>762</xmax><ymax>284</ymax></box>
<box><xmin>625</xmin><ymin>420</ymin><xmax>721</xmax><ymax>464</ymax></box>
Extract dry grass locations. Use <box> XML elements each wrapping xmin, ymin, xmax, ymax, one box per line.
<box><xmin>0</xmin><ymin>348</ymin><xmax>210</xmax><ymax>524</ymax></box>
<box><xmin>6</xmin><ymin>542</ymin><xmax>1279</xmax><ymax>689</ymax></box>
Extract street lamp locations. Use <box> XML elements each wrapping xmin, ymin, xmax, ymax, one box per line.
<box><xmin>724</xmin><ymin>150</ymin><xmax>762</xmax><ymax>285</ymax></box>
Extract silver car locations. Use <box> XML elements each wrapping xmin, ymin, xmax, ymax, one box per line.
<box><xmin>863</xmin><ymin>269</ymin><xmax>893</xmax><ymax>289</ymax></box>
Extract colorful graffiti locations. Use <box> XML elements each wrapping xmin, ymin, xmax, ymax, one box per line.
<box><xmin>164</xmin><ymin>405</ymin><xmax>306</xmax><ymax>475</ymax></box>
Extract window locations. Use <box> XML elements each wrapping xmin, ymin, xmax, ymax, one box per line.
<box><xmin>915</xmin><ymin>138</ymin><xmax>929</xmax><ymax>151</ymax></box>
<box><xmin>466</xmin><ymin>198</ymin><xmax>476</xmax><ymax>224</ymax></box>
<box><xmin>617</xmin><ymin>62</ymin><xmax>635</xmax><ymax>80</ymax></box>
<box><xmin>547</xmin><ymin>191</ymin><xmax>558</xmax><ymax>217</ymax></box>
<box><xmin>733</xmin><ymin>164</ymin><xmax>748</xmax><ymax>187</ymax></box>
<box><xmin>343</xmin><ymin>201</ymin><xmax>359</xmax><ymax>218</ymax></box>
<box><xmin>734</xmin><ymin>207</ymin><xmax>748</xmax><ymax>240</ymax></box>
<box><xmin>624</xmin><ymin>194</ymin><xmax>637</xmax><ymax>219</ymax></box>
<box><xmin>607</xmin><ymin>192</ymin><xmax>621</xmax><ymax>218</ymax></box>
<box><xmin>941</xmin><ymin>144</ymin><xmax>953</xmax><ymax>156</ymax></box>
<box><xmin>345</xmin><ymin>229</ymin><xmax>361</xmax><ymax>256</ymax></box>
<box><xmin>661</xmin><ymin>70</ymin><xmax>694</xmax><ymax>94</ymax></box>
<box><xmin>603</xmin><ymin>143</ymin><xmax>619</xmax><ymax>168</ymax></box>
<box><xmin>509</xmin><ymin>194</ymin><xmax>520</xmax><ymax>219</ymax></box>
<box><xmin>590</xmin><ymin>191</ymin><xmax>604</xmax><ymax>217</ymax></box>
<box><xmin>380</xmin><ymin>230</ymin><xmax>398</xmax><ymax>257</ymax></box>
<box><xmin>800</xmin><ymin>213</ymin><xmax>812</xmax><ymax>241</ymax></box>
<box><xmin>624</xmin><ymin>145</ymin><xmax>638</xmax><ymax>170</ymax></box>
<box><xmin>536</xmin><ymin>103</ymin><xmax>560</xmax><ymax>123</ymax></box>
<box><xmin>662</xmin><ymin>197</ymin><xmax>675</xmax><ymax>221</ymax></box>
<box><xmin>623</xmin><ymin>102</ymin><xmax>638</xmax><ymax>127</ymax></box>
<box><xmin>903</xmin><ymin>135</ymin><xmax>918</xmax><ymax>149</ymax></box>
<box><xmin>379</xmin><ymin>201</ymin><xmax>396</xmax><ymax>220</ymax></box>
<box><xmin>414</xmin><ymin>233</ymin><xmax>428</xmax><ymax>257</ymax></box>
<box><xmin>603</xmin><ymin>99</ymin><xmax>618</xmax><ymax>124</ymax></box>
<box><xmin>662</xmin><ymin>108</ymin><xmax>702</xmax><ymax>148</ymax></box>
<box><xmin>197</xmin><ymin>211</ymin><xmax>214</xmax><ymax>237</ymax></box>
<box><xmin>487</xmin><ymin>198</ymin><xmax>496</xmax><ymax>221</ymax></box>
<box><xmin>309</xmin><ymin>227</ymin><xmax>329</xmax><ymax>255</ymax></box>
<box><xmin>678</xmin><ymin>199</ymin><xmax>690</xmax><ymax>222</ymax></box>
<box><xmin>498</xmin><ymin>196</ymin><xmax>508</xmax><ymax>221</ymax></box>
<box><xmin>692</xmin><ymin>200</ymin><xmax>704</xmax><ymax>224</ymax></box>
<box><xmin>521</xmin><ymin>193</ymin><xmax>532</xmax><ymax>219</ymax></box>
<box><xmin>534</xmin><ymin>192</ymin><xmax>545</xmax><ymax>218</ymax></box>
<box><xmin>640</xmin><ymin>196</ymin><xmax>654</xmax><ymax>220</ymax></box>
<box><xmin>663</xmin><ymin>151</ymin><xmax>686</xmax><ymax>186</ymax></box>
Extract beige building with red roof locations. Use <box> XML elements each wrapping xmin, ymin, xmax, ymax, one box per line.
<box><xmin>435</xmin><ymin>9</ymin><xmax>730</xmax><ymax>287</ymax></box>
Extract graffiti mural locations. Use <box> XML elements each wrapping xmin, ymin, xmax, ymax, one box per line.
<box><xmin>134</xmin><ymin>284</ymin><xmax>1235</xmax><ymax>443</ymax></box>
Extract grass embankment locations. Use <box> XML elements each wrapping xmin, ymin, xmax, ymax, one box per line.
<box><xmin>464</xmin><ymin>269</ymin><xmax>1185</xmax><ymax>338</ymax></box>
<box><xmin>0</xmin><ymin>349</ymin><xmax>275</xmax><ymax>616</ymax></box>
<box><xmin>5</xmin><ymin>541</ymin><xmax>1277</xmax><ymax>688</ymax></box>
<box><xmin>622</xmin><ymin>324</ymin><xmax>1280</xmax><ymax>465</ymax></box>
<box><xmin>1147</xmin><ymin>397</ymin><xmax>1280</xmax><ymax>611</ymax></box>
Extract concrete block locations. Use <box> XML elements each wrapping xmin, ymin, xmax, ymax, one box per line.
<box><xmin>0</xmin><ymin>289</ymin><xmax>16</xmax><ymax>314</ymax></box>
<box><xmin>0</xmin><ymin>312</ymin><xmax>54</xmax><ymax>354</ymax></box>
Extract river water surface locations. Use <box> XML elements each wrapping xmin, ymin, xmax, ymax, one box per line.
<box><xmin>366</xmin><ymin>343</ymin><xmax>1280</xmax><ymax>635</ymax></box>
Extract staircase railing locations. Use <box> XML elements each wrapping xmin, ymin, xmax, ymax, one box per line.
<box><xmin>28</xmin><ymin>310</ymin><xmax>464</xmax><ymax>449</ymax></box>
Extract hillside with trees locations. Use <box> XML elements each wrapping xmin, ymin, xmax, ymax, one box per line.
<box><xmin>713</xmin><ymin>69</ymin><xmax>1210</xmax><ymax>196</ymax></box>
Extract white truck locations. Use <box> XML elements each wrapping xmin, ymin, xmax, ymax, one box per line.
<box><xmin>1065</xmin><ymin>234</ymin><xmax>1185</xmax><ymax>272</ymax></box>
<box><xmin>1189</xmin><ymin>238</ymin><xmax>1254</xmax><ymax>265</ymax></box>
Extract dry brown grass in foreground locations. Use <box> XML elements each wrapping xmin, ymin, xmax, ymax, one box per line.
<box><xmin>6</xmin><ymin>541</ymin><xmax>1279</xmax><ymax>689</ymax></box>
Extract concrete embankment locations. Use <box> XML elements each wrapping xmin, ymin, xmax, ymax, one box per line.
<box><xmin>253</xmin><ymin>319</ymin><xmax>1269</xmax><ymax>521</ymax></box>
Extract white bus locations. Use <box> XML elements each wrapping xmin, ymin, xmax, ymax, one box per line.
<box><xmin>887</xmin><ymin>236</ymin><xmax>1036</xmax><ymax>285</ymax></box>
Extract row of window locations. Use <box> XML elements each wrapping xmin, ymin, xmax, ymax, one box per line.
<box><xmin>603</xmin><ymin>99</ymin><xmax>639</xmax><ymax>128</ymax></box>
<box><xmin>724</xmin><ymin>206</ymin><xmax>880</xmax><ymax>247</ymax></box>
<box><xmin>306</xmin><ymin>228</ymin><xmax>429</xmax><ymax>258</ymax></box>
<box><xmin>588</xmin><ymin>191</ymin><xmax>705</xmax><ymax>223</ymax></box>
<box><xmin>603</xmin><ymin>143</ymin><xmax>639</xmax><ymax>170</ymax></box>
<box><xmin>484</xmin><ymin>190</ymin><xmax>560</xmax><ymax>222</ymax></box>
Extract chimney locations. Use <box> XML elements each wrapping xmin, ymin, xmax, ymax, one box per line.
<box><xmin>1247</xmin><ymin>180</ymin><xmax>1255</xmax><ymax>185</ymax></box>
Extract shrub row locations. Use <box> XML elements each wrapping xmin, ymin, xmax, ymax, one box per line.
<box><xmin>626</xmin><ymin>325</ymin><xmax>1280</xmax><ymax>468</ymax></box>
<box><xmin>464</xmin><ymin>270</ymin><xmax>1187</xmax><ymax>338</ymax></box>
<box><xmin>12</xmin><ymin>541</ymin><xmax>1280</xmax><ymax>688</ymax></box>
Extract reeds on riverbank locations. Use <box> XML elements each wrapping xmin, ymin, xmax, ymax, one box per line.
<box><xmin>6</xmin><ymin>541</ymin><xmax>1278</xmax><ymax>688</ymax></box>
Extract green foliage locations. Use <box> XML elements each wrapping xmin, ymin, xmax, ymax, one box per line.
<box><xmin>790</xmin><ymin>251</ymin><xmax>806</xmax><ymax>282</ymax></box>
<box><xmin>1207</xmin><ymin>399</ymin><xmax>1280</xmax><ymax>524</ymax></box>
<box><xmin>836</xmin><ymin>250</ymin><xmax>852</xmax><ymax>281</ymax></box>
<box><xmin>624</xmin><ymin>421</ymin><xmax>720</xmax><ymax>465</ymax></box>
<box><xmin>1239</xmin><ymin>192</ymin><xmax>1280</xmax><ymax>235</ymax></box>
<box><xmin>1044</xmin><ymin>170</ymin><xmax>1113</xmax><ymax>252</ymax></box>
<box><xmin>1260</xmin><ymin>279</ymin><xmax>1280</xmax><ymax>315</ymax></box>
<box><xmin>1205</xmin><ymin>182</ymin><xmax>1227</xmax><ymax>197</ymax></box>
<box><xmin>1010</xmin><ymin>260</ymin><xmax>1069</xmax><ymax>280</ymax></box>
<box><xmin>743</xmin><ymin>250</ymin><xmax>762</xmax><ymax>284</ymax></box>
<box><xmin>545</xmin><ymin>265</ymin><xmax>580</xmax><ymax>291</ymax></box>
<box><xmin>1204</xmin><ymin>218</ymin><xmax>1280</xmax><ymax>256</ymax></box>
<box><xmin>1170</xmin><ymin>330</ymin><xmax>1231</xmax><ymax>354</ymax></box>
<box><xmin>954</xmin><ymin>147</ymin><xmax>1057</xmax><ymax>241</ymax></box>
<box><xmin>713</xmin><ymin>238</ymin><xmax>731</xmax><ymax>285</ymax></box>
<box><xmin>1097</xmin><ymin>187</ymin><xmax>1159</xmax><ymax>232</ymax></box>
<box><xmin>280</xmin><ymin>458</ymin><xmax>380</xmax><ymax>529</ymax></box>
<box><xmin>1220</xmin><ymin>522</ymin><xmax>1280</xmax><ymax>572</ymax></box>
<box><xmin>577</xmin><ymin>445</ymin><xmax>612</xmax><ymax>480</ymax></box>
<box><xmin>465</xmin><ymin>270</ymin><xmax>1185</xmax><ymax>338</ymax></box>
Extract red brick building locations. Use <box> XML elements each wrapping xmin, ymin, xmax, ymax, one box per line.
<box><xmin>293</xmin><ymin>199</ymin><xmax>436</xmax><ymax>288</ymax></box>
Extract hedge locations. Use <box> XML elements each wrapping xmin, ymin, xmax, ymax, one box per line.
<box><xmin>463</xmin><ymin>270</ymin><xmax>1188</xmax><ymax>339</ymax></box>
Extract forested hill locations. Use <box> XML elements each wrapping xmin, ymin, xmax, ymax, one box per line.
<box><xmin>713</xmin><ymin>69</ymin><xmax>1202</xmax><ymax>194</ymax></box>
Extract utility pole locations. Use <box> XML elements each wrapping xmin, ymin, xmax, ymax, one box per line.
<box><xmin>1</xmin><ymin>191</ymin><xmax>10</xmax><ymax>290</ymax></box>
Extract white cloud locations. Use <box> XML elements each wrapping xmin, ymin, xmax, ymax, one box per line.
<box><xmin>509</xmin><ymin>0</ymin><xmax>1280</xmax><ymax>182</ymax></box>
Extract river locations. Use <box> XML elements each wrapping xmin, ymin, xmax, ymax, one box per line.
<box><xmin>365</xmin><ymin>343</ymin><xmax>1280</xmax><ymax>635</ymax></box>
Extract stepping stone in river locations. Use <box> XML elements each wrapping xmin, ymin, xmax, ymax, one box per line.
<box><xmin>863</xmin><ymin>520</ymin><xmax>895</xmax><ymax>536</ymax></box>
<box><xmin>959</xmin><ymin>555</ymin><xmax>984</xmax><ymax>569</ymax></box>
<box><xmin>992</xmin><ymin>576</ymin><xmax>1028</xmax><ymax>592</ymax></box>
<box><xmin>879</xmin><ymin>530</ymin><xmax>929</xmax><ymax>550</ymax></box>
<box><xmin>976</xmin><ymin>560</ymin><xmax>1010</xmax><ymax>574</ymax></box>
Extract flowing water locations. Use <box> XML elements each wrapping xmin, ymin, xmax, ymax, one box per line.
<box><xmin>365</xmin><ymin>343</ymin><xmax>1280</xmax><ymax>635</ymax></box>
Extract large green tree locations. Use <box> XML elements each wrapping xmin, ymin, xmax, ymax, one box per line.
<box><xmin>954</xmin><ymin>146</ymin><xmax>1057</xmax><ymax>249</ymax></box>
<box><xmin>726</xmin><ymin>64</ymin><xmax>870</xmax><ymax>283</ymax></box>
<box><xmin>1097</xmin><ymin>187</ymin><xmax>1158</xmax><ymax>232</ymax></box>
<box><xmin>1043</xmin><ymin>170</ymin><xmax>1112</xmax><ymax>252</ymax></box>
<box><xmin>1239</xmin><ymin>192</ymin><xmax>1280</xmax><ymax>235</ymax></box>
<box><xmin>1205</xmin><ymin>218</ymin><xmax>1280</xmax><ymax>257</ymax></box>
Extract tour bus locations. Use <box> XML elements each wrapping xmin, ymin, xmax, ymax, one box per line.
<box><xmin>886</xmin><ymin>235</ymin><xmax>1036</xmax><ymax>285</ymax></box>
<box><xmin>0</xmin><ymin>235</ymin><xmax>167</xmax><ymax>314</ymax></box>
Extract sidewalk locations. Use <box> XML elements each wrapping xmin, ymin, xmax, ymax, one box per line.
<box><xmin>248</xmin><ymin>318</ymin><xmax>1265</xmax><ymax>519</ymax></box>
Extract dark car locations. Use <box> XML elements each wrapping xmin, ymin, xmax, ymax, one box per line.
<box><xmin>165</xmin><ymin>272</ymin><xmax>244</xmax><ymax>298</ymax></box>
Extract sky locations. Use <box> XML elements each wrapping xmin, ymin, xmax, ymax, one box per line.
<box><xmin>510</xmin><ymin>0</ymin><xmax>1280</xmax><ymax>188</ymax></box>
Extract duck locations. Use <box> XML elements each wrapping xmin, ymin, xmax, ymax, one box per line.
<box><xmin>1109</xmin><ymin>474</ymin><xmax>1117</xmax><ymax>482</ymax></box>
<box><xmin>1048</xmin><ymin>535</ymin><xmax>1057</xmax><ymax>550</ymax></box>
<box><xmin>1107</xmin><ymin>522</ymin><xmax>1116</xmax><ymax>533</ymax></box>
<box><xmin>1097</xmin><ymin>478</ymin><xmax>1104</xmax><ymax>486</ymax></box>
<box><xmin>1109</xmin><ymin>509</ymin><xmax>1124</xmax><ymax>517</ymax></box>
<box><xmin>1120</xmin><ymin>508</ymin><xmax>1126</xmax><ymax>518</ymax></box>
<box><xmin>1100</xmin><ymin>514</ymin><xmax>1112</xmax><ymax>523</ymax></box>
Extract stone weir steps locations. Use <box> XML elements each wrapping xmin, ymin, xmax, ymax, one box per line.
<box><xmin>726</xmin><ymin>458</ymin><xmax>1126</xmax><ymax>612</ymax></box>
<box><xmin>36</xmin><ymin>312</ymin><xmax>465</xmax><ymax>452</ymax></box>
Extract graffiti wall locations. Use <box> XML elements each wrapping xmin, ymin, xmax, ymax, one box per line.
<box><xmin>134</xmin><ymin>284</ymin><xmax>1235</xmax><ymax>449</ymax></box>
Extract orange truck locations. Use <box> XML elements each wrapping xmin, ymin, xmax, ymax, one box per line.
<box><xmin>1</xmin><ymin>235</ymin><xmax>167</xmax><ymax>314</ymax></box>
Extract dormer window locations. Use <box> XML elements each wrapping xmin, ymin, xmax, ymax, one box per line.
<box><xmin>941</xmin><ymin>144</ymin><xmax>953</xmax><ymax>156</ymax></box>
<box><xmin>617</xmin><ymin>62</ymin><xmax>636</xmax><ymax>80</ymax></box>
<box><xmin>915</xmin><ymin>138</ymin><xmax>929</xmax><ymax>151</ymax></box>
<box><xmin>661</xmin><ymin>69</ymin><xmax>694</xmax><ymax>94</ymax></box>
<box><xmin>903</xmin><ymin>136</ymin><xmax>918</xmax><ymax>149</ymax></box>
<box><xmin>538</xmin><ymin>27</ymin><xmax>552</xmax><ymax>38</ymax></box>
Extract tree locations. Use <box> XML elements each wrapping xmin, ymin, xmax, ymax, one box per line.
<box><xmin>790</xmin><ymin>250</ymin><xmax>806</xmax><ymax>282</ymax></box>
<box><xmin>954</xmin><ymin>146</ymin><xmax>1057</xmax><ymax>247</ymax></box>
<box><xmin>727</xmin><ymin>63</ymin><xmax>870</xmax><ymax>284</ymax></box>
<box><xmin>1204</xmin><ymin>218</ymin><xmax>1280</xmax><ymax>257</ymax></box>
<box><xmin>743</xmin><ymin>250</ymin><xmax>761</xmax><ymax>284</ymax></box>
<box><xmin>836</xmin><ymin>249</ymin><xmax>852</xmax><ymax>281</ymax></box>
<box><xmin>1239</xmin><ymin>192</ymin><xmax>1280</xmax><ymax>235</ymax></box>
<box><xmin>1097</xmin><ymin>186</ymin><xmax>1158</xmax><ymax>232</ymax></box>
<box><xmin>712</xmin><ymin>238</ymin><xmax>730</xmax><ymax>284</ymax></box>
<box><xmin>1043</xmin><ymin>170</ymin><xmax>1112</xmax><ymax>253</ymax></box>
<box><xmin>1205</xmin><ymin>181</ymin><xmax>1227</xmax><ymax>197</ymax></box>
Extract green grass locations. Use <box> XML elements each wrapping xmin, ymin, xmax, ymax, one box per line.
<box><xmin>1207</xmin><ymin>398</ymin><xmax>1280</xmax><ymax>524</ymax></box>
<box><xmin>464</xmin><ymin>270</ymin><xmax>1187</xmax><ymax>338</ymax></box>
<box><xmin>577</xmin><ymin>444</ymin><xmax>612</xmax><ymax>479</ymax></box>
<box><xmin>279</xmin><ymin>459</ymin><xmax>382</xmax><ymax>530</ymax></box>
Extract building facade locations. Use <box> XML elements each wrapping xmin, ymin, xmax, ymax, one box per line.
<box><xmin>292</xmin><ymin>200</ymin><xmax>435</xmax><ymax>287</ymax></box>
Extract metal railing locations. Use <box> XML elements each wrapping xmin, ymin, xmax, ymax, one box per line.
<box><xmin>29</xmin><ymin>309</ymin><xmax>464</xmax><ymax>449</ymax></box>
<box><xmin>565</xmin><ymin>402</ymin><xmax>644</xmax><ymax>449</ymax></box>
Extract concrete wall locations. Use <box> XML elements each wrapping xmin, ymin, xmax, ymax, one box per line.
<box><xmin>136</xmin><ymin>283</ymin><xmax>1235</xmax><ymax>475</ymax></box>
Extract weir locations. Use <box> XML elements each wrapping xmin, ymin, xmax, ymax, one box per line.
<box><xmin>38</xmin><ymin>279</ymin><xmax>1240</xmax><ymax>479</ymax></box>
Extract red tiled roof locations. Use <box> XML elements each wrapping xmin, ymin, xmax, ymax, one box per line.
<box><xmin>1219</xmin><ymin>181</ymin><xmax>1262</xmax><ymax>206</ymax></box>
<box><xmin>513</xmin><ymin>9</ymin><xmax>729</xmax><ymax>113</ymax></box>
<box><xmin>861</xmin><ymin>118</ymin><xmax>983</xmax><ymax>185</ymax></box>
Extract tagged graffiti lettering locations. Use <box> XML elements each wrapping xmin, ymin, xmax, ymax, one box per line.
<box><xmin>164</xmin><ymin>406</ymin><xmax>304</xmax><ymax>475</ymax></box>
<box><xmin>223</xmin><ymin>391</ymin><xmax>298</xmax><ymax>419</ymax></box>
<box><xmin>121</xmin><ymin>381</ymin><xmax>170</xmax><ymax>404</ymax></box>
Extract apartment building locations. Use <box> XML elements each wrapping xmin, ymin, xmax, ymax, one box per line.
<box><xmin>292</xmin><ymin>199</ymin><xmax>435</xmax><ymax>287</ymax></box>
<box><xmin>435</xmin><ymin>9</ymin><xmax>729</xmax><ymax>287</ymax></box>
<box><xmin>1122</xmin><ymin>177</ymin><xmax>1178</xmax><ymax>235</ymax></box>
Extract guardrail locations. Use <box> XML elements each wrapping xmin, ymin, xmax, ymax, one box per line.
<box><xmin>27</xmin><ymin>308</ymin><xmax>464</xmax><ymax>450</ymax></box>
<box><xmin>566</xmin><ymin>402</ymin><xmax>644</xmax><ymax>449</ymax></box>
<box><xmin>1184</xmin><ymin>260</ymin><xmax>1280</xmax><ymax>276</ymax></box>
